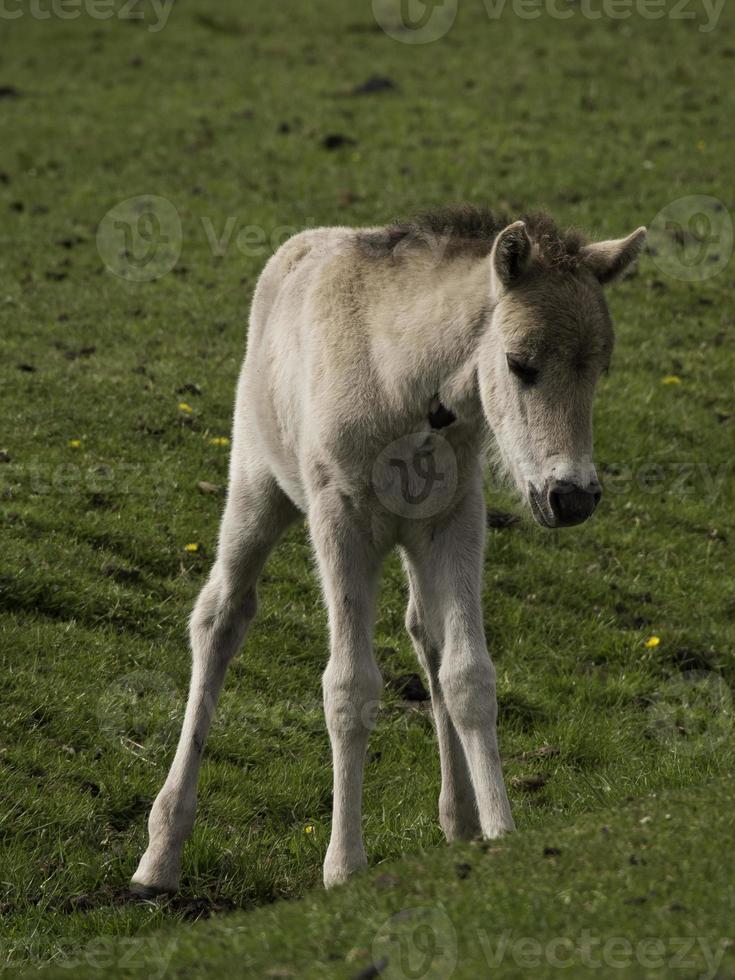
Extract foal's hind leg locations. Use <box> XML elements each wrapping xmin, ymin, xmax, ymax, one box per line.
<box><xmin>403</xmin><ymin>557</ymin><xmax>480</xmax><ymax>841</ymax></box>
<box><xmin>131</xmin><ymin>465</ymin><xmax>297</xmax><ymax>896</ymax></box>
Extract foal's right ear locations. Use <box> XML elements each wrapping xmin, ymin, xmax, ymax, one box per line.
<box><xmin>490</xmin><ymin>221</ymin><xmax>533</xmax><ymax>293</ymax></box>
<box><xmin>580</xmin><ymin>227</ymin><xmax>648</xmax><ymax>285</ymax></box>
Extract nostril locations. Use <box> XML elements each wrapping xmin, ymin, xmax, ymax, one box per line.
<box><xmin>592</xmin><ymin>487</ymin><xmax>602</xmax><ymax>509</ymax></box>
<box><xmin>549</xmin><ymin>488</ymin><xmax>565</xmax><ymax>520</ymax></box>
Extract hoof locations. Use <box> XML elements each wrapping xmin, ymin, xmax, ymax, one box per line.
<box><xmin>440</xmin><ymin>809</ymin><xmax>482</xmax><ymax>843</ymax></box>
<box><xmin>323</xmin><ymin>850</ymin><xmax>367</xmax><ymax>889</ymax></box>
<box><xmin>482</xmin><ymin>817</ymin><xmax>516</xmax><ymax>839</ymax></box>
<box><xmin>131</xmin><ymin>847</ymin><xmax>181</xmax><ymax>897</ymax></box>
<box><xmin>128</xmin><ymin>879</ymin><xmax>177</xmax><ymax>900</ymax></box>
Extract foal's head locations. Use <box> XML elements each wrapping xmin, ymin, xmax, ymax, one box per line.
<box><xmin>478</xmin><ymin>217</ymin><xmax>646</xmax><ymax>528</ymax></box>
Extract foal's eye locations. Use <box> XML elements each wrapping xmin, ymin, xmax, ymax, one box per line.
<box><xmin>506</xmin><ymin>354</ymin><xmax>539</xmax><ymax>385</ymax></box>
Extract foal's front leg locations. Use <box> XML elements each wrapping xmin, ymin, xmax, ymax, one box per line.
<box><xmin>403</xmin><ymin>575</ymin><xmax>480</xmax><ymax>842</ymax></box>
<box><xmin>404</xmin><ymin>480</ymin><xmax>515</xmax><ymax>840</ymax></box>
<box><xmin>309</xmin><ymin>490</ymin><xmax>383</xmax><ymax>888</ymax></box>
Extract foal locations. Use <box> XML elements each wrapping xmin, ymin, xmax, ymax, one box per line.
<box><xmin>131</xmin><ymin>207</ymin><xmax>646</xmax><ymax>893</ymax></box>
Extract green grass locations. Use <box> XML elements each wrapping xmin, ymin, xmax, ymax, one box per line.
<box><xmin>18</xmin><ymin>776</ymin><xmax>735</xmax><ymax>979</ymax></box>
<box><xmin>1</xmin><ymin>0</ymin><xmax>734</xmax><ymax>973</ymax></box>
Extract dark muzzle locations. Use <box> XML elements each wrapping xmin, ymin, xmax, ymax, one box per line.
<box><xmin>548</xmin><ymin>480</ymin><xmax>602</xmax><ymax>527</ymax></box>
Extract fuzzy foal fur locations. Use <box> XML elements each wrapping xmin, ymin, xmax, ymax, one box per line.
<box><xmin>131</xmin><ymin>206</ymin><xmax>646</xmax><ymax>894</ymax></box>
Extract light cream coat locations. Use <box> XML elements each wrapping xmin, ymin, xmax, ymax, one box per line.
<box><xmin>132</xmin><ymin>209</ymin><xmax>646</xmax><ymax>893</ymax></box>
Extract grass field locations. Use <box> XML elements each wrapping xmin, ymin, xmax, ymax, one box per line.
<box><xmin>27</xmin><ymin>777</ymin><xmax>735</xmax><ymax>978</ymax></box>
<box><xmin>1</xmin><ymin>0</ymin><xmax>734</xmax><ymax>975</ymax></box>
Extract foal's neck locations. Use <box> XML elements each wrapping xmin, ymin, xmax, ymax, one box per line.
<box><xmin>372</xmin><ymin>254</ymin><xmax>494</xmax><ymax>416</ymax></box>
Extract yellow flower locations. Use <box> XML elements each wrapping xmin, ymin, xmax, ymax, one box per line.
<box><xmin>178</xmin><ymin>402</ymin><xmax>193</xmax><ymax>413</ymax></box>
<box><xmin>184</xmin><ymin>542</ymin><xmax>199</xmax><ymax>553</ymax></box>
<box><xmin>68</xmin><ymin>439</ymin><xmax>82</xmax><ymax>449</ymax></box>
<box><xmin>644</xmin><ymin>636</ymin><xmax>661</xmax><ymax>649</ymax></box>
<box><xmin>304</xmin><ymin>825</ymin><xmax>315</xmax><ymax>834</ymax></box>
<box><xmin>662</xmin><ymin>375</ymin><xmax>682</xmax><ymax>385</ymax></box>
<box><xmin>697</xmin><ymin>140</ymin><xmax>706</xmax><ymax>152</ymax></box>
<box><xmin>209</xmin><ymin>436</ymin><xmax>230</xmax><ymax>446</ymax></box>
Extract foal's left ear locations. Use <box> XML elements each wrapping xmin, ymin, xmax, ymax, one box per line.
<box><xmin>580</xmin><ymin>227</ymin><xmax>647</xmax><ymax>285</ymax></box>
<box><xmin>490</xmin><ymin>221</ymin><xmax>533</xmax><ymax>292</ymax></box>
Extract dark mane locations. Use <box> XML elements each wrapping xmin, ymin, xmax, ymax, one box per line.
<box><xmin>357</xmin><ymin>204</ymin><xmax>588</xmax><ymax>271</ymax></box>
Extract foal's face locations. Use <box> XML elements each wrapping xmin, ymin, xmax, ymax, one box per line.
<box><xmin>478</xmin><ymin>221</ymin><xmax>646</xmax><ymax>529</ymax></box>
<box><xmin>482</xmin><ymin>275</ymin><xmax>612</xmax><ymax>527</ymax></box>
